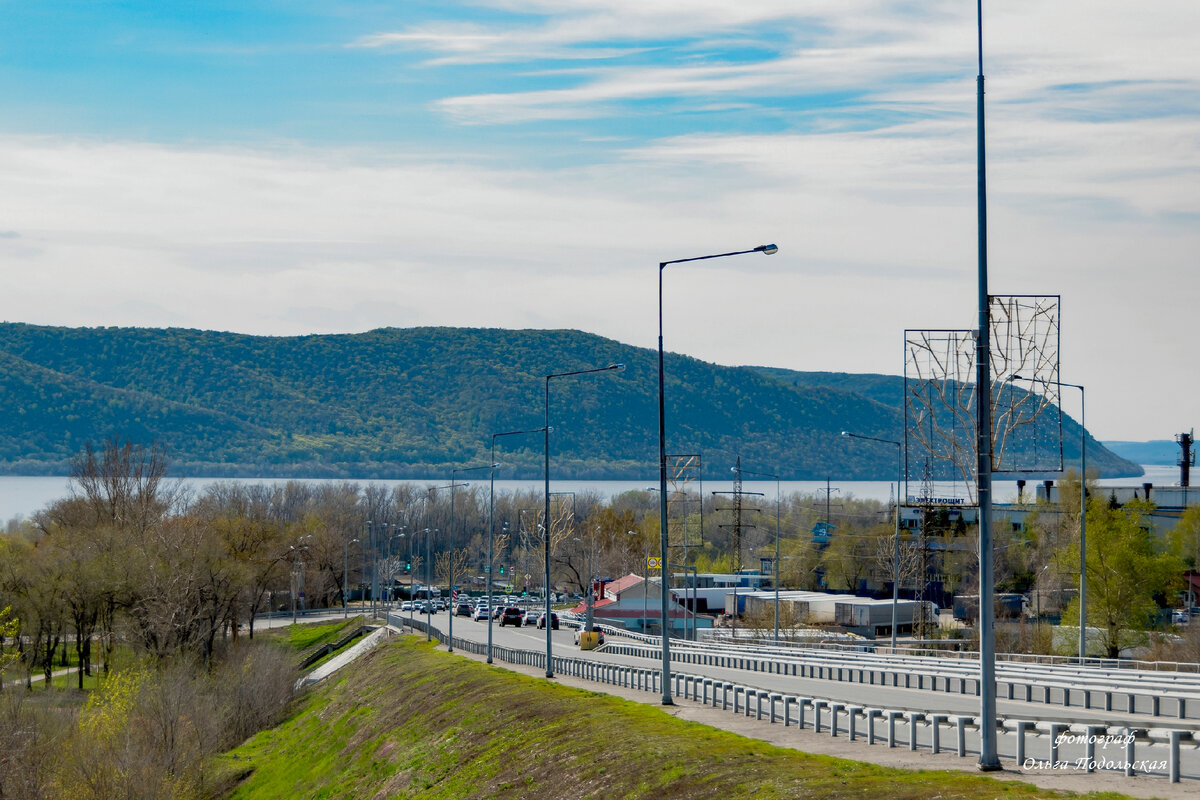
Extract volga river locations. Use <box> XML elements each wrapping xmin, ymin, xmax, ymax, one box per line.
<box><xmin>0</xmin><ymin>465</ymin><xmax>1178</xmax><ymax>522</ymax></box>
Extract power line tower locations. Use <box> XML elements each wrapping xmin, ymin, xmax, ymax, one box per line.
<box><xmin>712</xmin><ymin>456</ymin><xmax>764</xmax><ymax>635</ymax></box>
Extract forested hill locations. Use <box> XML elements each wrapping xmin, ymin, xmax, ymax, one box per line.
<box><xmin>0</xmin><ymin>323</ymin><xmax>1139</xmax><ymax>480</ymax></box>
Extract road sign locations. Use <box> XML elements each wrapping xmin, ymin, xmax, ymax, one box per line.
<box><xmin>646</xmin><ymin>557</ymin><xmax>661</xmax><ymax>570</ymax></box>
<box><xmin>524</xmin><ymin>573</ymin><xmax>531</xmax><ymax>580</ymax></box>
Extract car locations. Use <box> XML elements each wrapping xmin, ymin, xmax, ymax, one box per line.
<box><xmin>400</xmin><ymin>601</ymin><xmax>413</xmax><ymax>611</ymax></box>
<box><xmin>537</xmin><ymin>612</ymin><xmax>559</xmax><ymax>630</ymax></box>
<box><xmin>498</xmin><ymin>607</ymin><xmax>524</xmax><ymax>627</ymax></box>
<box><xmin>1173</xmin><ymin>609</ymin><xmax>1190</xmax><ymax>624</ymax></box>
<box><xmin>455</xmin><ymin>602</ymin><xmax>473</xmax><ymax>617</ymax></box>
<box><xmin>473</xmin><ymin>605</ymin><xmax>490</xmax><ymax>621</ymax></box>
<box><xmin>573</xmin><ymin>626</ymin><xmax>605</xmax><ymax>646</ymax></box>
<box><xmin>522</xmin><ymin>609</ymin><xmax>540</xmax><ymax>626</ymax></box>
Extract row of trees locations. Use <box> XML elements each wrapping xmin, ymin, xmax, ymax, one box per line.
<box><xmin>4</xmin><ymin>439</ymin><xmax>1196</xmax><ymax>680</ymax></box>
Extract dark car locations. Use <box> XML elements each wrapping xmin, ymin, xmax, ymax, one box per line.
<box><xmin>499</xmin><ymin>607</ymin><xmax>524</xmax><ymax>627</ymax></box>
<box><xmin>455</xmin><ymin>602</ymin><xmax>473</xmax><ymax>617</ymax></box>
<box><xmin>536</xmin><ymin>612</ymin><xmax>559</xmax><ymax>630</ymax></box>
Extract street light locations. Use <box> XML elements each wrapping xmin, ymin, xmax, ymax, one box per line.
<box><xmin>343</xmin><ymin>536</ymin><xmax>359</xmax><ymax>619</ymax></box>
<box><xmin>842</xmin><ymin>431</ymin><xmax>904</xmax><ymax>651</ymax></box>
<box><xmin>658</xmin><ymin>243</ymin><xmax>777</xmax><ymax>705</ymax></box>
<box><xmin>429</xmin><ymin>482</ymin><xmax>470</xmax><ymax>644</ymax></box>
<box><xmin>545</xmin><ymin>363</ymin><xmax>624</xmax><ymax>678</ymax></box>
<box><xmin>1010</xmin><ymin>373</ymin><xmax>1087</xmax><ymax>662</ymax></box>
<box><xmin>489</xmin><ymin>428</ymin><xmax>548</xmax><ymax>664</ymax></box>
<box><xmin>732</xmin><ymin>465</ymin><xmax>781</xmax><ymax>645</ymax></box>
<box><xmin>411</xmin><ymin>528</ymin><xmax>429</xmax><ymax>627</ymax></box>
<box><xmin>450</xmin><ymin>466</ymin><xmax>495</xmax><ymax>652</ymax></box>
<box><xmin>386</xmin><ymin>529</ymin><xmax>405</xmax><ymax>609</ymax></box>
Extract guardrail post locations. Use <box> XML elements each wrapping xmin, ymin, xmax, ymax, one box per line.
<box><xmin>866</xmin><ymin>709</ymin><xmax>880</xmax><ymax>745</ymax></box>
<box><xmin>814</xmin><ymin>700</ymin><xmax>828</xmax><ymax>734</ymax></box>
<box><xmin>1153</xmin><ymin>694</ymin><xmax>1161</xmax><ymax>717</ymax></box>
<box><xmin>1082</xmin><ymin>725</ymin><xmax>1103</xmax><ymax>773</ymax></box>
<box><xmin>930</xmin><ymin>715</ymin><xmax>946</xmax><ymax>753</ymax></box>
<box><xmin>1048</xmin><ymin>723</ymin><xmax>1067</xmax><ymax>766</ymax></box>
<box><xmin>830</xmin><ymin>703</ymin><xmax>844</xmax><ymax>737</ymax></box>
<box><xmin>1124</xmin><ymin>729</ymin><xmax>1136</xmax><ymax>777</ymax></box>
<box><xmin>848</xmin><ymin>706</ymin><xmax>862</xmax><ymax>741</ymax></box>
<box><xmin>1170</xmin><ymin>730</ymin><xmax>1183</xmax><ymax>782</ymax></box>
<box><xmin>952</xmin><ymin>716</ymin><xmax>968</xmax><ymax>756</ymax></box>
<box><xmin>722</xmin><ymin>683</ymin><xmax>730</xmax><ymax>711</ymax></box>
<box><xmin>798</xmin><ymin>697</ymin><xmax>810</xmax><ymax>729</ymax></box>
<box><xmin>886</xmin><ymin>710</ymin><xmax>900</xmax><ymax>748</ymax></box>
<box><xmin>907</xmin><ymin>712</ymin><xmax>925</xmax><ymax>751</ymax></box>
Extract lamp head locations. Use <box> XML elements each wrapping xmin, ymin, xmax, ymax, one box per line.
<box><xmin>756</xmin><ymin>244</ymin><xmax>779</xmax><ymax>255</ymax></box>
<box><xmin>1009</xmin><ymin>373</ymin><xmax>1026</xmax><ymax>381</ymax></box>
<box><xmin>840</xmin><ymin>431</ymin><xmax>850</xmax><ymax>437</ymax></box>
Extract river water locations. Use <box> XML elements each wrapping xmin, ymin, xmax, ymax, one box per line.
<box><xmin>0</xmin><ymin>466</ymin><xmax>1179</xmax><ymax>523</ymax></box>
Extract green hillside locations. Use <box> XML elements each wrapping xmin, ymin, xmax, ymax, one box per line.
<box><xmin>216</xmin><ymin>636</ymin><xmax>1127</xmax><ymax>800</ymax></box>
<box><xmin>0</xmin><ymin>323</ymin><xmax>1139</xmax><ymax>479</ymax></box>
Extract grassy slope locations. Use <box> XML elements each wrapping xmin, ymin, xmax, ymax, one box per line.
<box><xmin>215</xmin><ymin>637</ymin><xmax>1135</xmax><ymax>800</ymax></box>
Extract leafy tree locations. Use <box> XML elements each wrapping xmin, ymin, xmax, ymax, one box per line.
<box><xmin>1062</xmin><ymin>499</ymin><xmax>1183</xmax><ymax>658</ymax></box>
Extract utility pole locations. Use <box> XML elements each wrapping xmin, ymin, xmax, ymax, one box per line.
<box><xmin>713</xmin><ymin>460</ymin><xmax>764</xmax><ymax>638</ymax></box>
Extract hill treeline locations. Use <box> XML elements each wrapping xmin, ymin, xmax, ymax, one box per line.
<box><xmin>0</xmin><ymin>323</ymin><xmax>1138</xmax><ymax>480</ymax></box>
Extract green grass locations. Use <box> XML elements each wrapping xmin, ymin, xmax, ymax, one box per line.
<box><xmin>279</xmin><ymin>616</ymin><xmax>365</xmax><ymax>653</ymax></box>
<box><xmin>213</xmin><ymin>636</ymin><xmax>1141</xmax><ymax>800</ymax></box>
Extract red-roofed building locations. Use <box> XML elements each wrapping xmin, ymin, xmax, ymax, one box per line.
<box><xmin>569</xmin><ymin>573</ymin><xmax>712</xmax><ymax>635</ymax></box>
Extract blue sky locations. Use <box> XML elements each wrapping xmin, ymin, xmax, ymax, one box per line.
<box><xmin>1</xmin><ymin>0</ymin><xmax>1198</xmax><ymax>442</ymax></box>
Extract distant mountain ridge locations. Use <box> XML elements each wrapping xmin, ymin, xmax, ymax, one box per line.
<box><xmin>0</xmin><ymin>323</ymin><xmax>1140</xmax><ymax>480</ymax></box>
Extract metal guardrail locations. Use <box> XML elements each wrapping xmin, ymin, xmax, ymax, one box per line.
<box><xmin>386</xmin><ymin>612</ymin><xmax>1198</xmax><ymax>784</ymax></box>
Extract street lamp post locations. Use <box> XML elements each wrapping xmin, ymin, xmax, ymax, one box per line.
<box><xmin>489</xmin><ymin>428</ymin><xmax>548</xmax><ymax>664</ymax></box>
<box><xmin>387</xmin><ymin>529</ymin><xmax>405</xmax><ymax>610</ymax></box>
<box><xmin>343</xmin><ymin>536</ymin><xmax>359</xmax><ymax>619</ymax></box>
<box><xmin>732</xmin><ymin>465</ymin><xmax>781</xmax><ymax>645</ymax></box>
<box><xmin>545</xmin><ymin>363</ymin><xmax>624</xmax><ymax>678</ymax></box>
<box><xmin>411</xmin><ymin>528</ymin><xmax>428</xmax><ymax>627</ymax></box>
<box><xmin>1010</xmin><ymin>374</ymin><xmax>1087</xmax><ymax>662</ymax></box>
<box><xmin>842</xmin><ymin>431</ymin><xmax>903</xmax><ymax>650</ymax></box>
<box><xmin>658</xmin><ymin>243</ymin><xmax>777</xmax><ymax>705</ymax></box>
<box><xmin>450</xmin><ymin>466</ymin><xmax>495</xmax><ymax>653</ymax></box>
<box><xmin>429</xmin><ymin>481</ymin><xmax>469</xmax><ymax>643</ymax></box>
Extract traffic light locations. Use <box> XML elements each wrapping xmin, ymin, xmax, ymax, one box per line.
<box><xmin>405</xmin><ymin>561</ymin><xmax>411</xmax><ymax>571</ymax></box>
<box><xmin>499</xmin><ymin>565</ymin><xmax>505</xmax><ymax>575</ymax></box>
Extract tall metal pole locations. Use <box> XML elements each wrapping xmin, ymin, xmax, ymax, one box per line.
<box><xmin>657</xmin><ymin>243</ymin><xmax>777</xmax><ymax>705</ymax></box>
<box><xmin>545</xmin><ymin>366</ymin><xmax>621</xmax><ymax>678</ymax></box>
<box><xmin>343</xmin><ymin>536</ymin><xmax>358</xmax><ymax>619</ymax></box>
<box><xmin>842</xmin><ymin>432</ymin><xmax>904</xmax><ymax>650</ymax></box>
<box><xmin>544</xmin><ymin>377</ymin><xmax>554</xmax><ymax>678</ymax></box>
<box><xmin>975</xmin><ymin>0</ymin><xmax>1000</xmax><ymax>771</ymax></box>
<box><xmin>1076</xmin><ymin>385</ymin><xmax>1087</xmax><ymax>663</ymax></box>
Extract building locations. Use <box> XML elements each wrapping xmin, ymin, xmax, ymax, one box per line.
<box><xmin>568</xmin><ymin>573</ymin><xmax>713</xmax><ymax>635</ymax></box>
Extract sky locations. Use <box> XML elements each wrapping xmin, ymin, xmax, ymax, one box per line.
<box><xmin>0</xmin><ymin>0</ymin><xmax>1196</xmax><ymax>443</ymax></box>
